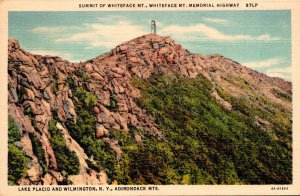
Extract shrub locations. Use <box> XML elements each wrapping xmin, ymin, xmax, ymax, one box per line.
<box><xmin>48</xmin><ymin>119</ymin><xmax>80</xmax><ymax>175</ymax></box>
<box><xmin>129</xmin><ymin>73</ymin><xmax>292</xmax><ymax>184</ymax></box>
<box><xmin>29</xmin><ymin>133</ymin><xmax>48</xmax><ymax>174</ymax></box>
<box><xmin>272</xmin><ymin>88</ymin><xmax>292</xmax><ymax>101</ymax></box>
<box><xmin>8</xmin><ymin>116</ymin><xmax>29</xmax><ymax>185</ymax></box>
<box><xmin>8</xmin><ymin>144</ymin><xmax>30</xmax><ymax>185</ymax></box>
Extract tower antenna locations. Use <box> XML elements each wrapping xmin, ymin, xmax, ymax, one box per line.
<box><xmin>151</xmin><ymin>20</ymin><xmax>156</xmax><ymax>34</ymax></box>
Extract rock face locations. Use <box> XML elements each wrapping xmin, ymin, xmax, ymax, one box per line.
<box><xmin>7</xmin><ymin>34</ymin><xmax>292</xmax><ymax>185</ymax></box>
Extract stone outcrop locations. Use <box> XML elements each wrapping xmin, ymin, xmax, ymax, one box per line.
<box><xmin>7</xmin><ymin>34</ymin><xmax>292</xmax><ymax>185</ymax></box>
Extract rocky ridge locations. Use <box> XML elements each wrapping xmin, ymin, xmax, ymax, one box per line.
<box><xmin>8</xmin><ymin>33</ymin><xmax>292</xmax><ymax>185</ymax></box>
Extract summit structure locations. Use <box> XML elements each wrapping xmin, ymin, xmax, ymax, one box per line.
<box><xmin>151</xmin><ymin>20</ymin><xmax>156</xmax><ymax>34</ymax></box>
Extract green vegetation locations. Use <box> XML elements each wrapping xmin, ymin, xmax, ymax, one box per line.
<box><xmin>48</xmin><ymin>119</ymin><xmax>80</xmax><ymax>176</ymax></box>
<box><xmin>222</xmin><ymin>75</ymin><xmax>254</xmax><ymax>95</ymax></box>
<box><xmin>8</xmin><ymin>116</ymin><xmax>21</xmax><ymax>143</ymax></box>
<box><xmin>75</xmin><ymin>70</ymin><xmax>90</xmax><ymax>83</ymax></box>
<box><xmin>128</xmin><ymin>74</ymin><xmax>292</xmax><ymax>184</ymax></box>
<box><xmin>65</xmin><ymin>83</ymin><xmax>116</xmax><ymax>181</ymax></box>
<box><xmin>29</xmin><ymin>133</ymin><xmax>48</xmax><ymax>174</ymax></box>
<box><xmin>8</xmin><ymin>116</ymin><xmax>30</xmax><ymax>185</ymax></box>
<box><xmin>272</xmin><ymin>88</ymin><xmax>292</xmax><ymax>101</ymax></box>
<box><xmin>8</xmin><ymin>145</ymin><xmax>29</xmax><ymax>185</ymax></box>
<box><xmin>52</xmin><ymin>76</ymin><xmax>59</xmax><ymax>94</ymax></box>
<box><xmin>106</xmin><ymin>93</ymin><xmax>119</xmax><ymax>112</ymax></box>
<box><xmin>64</xmin><ymin>73</ymin><xmax>291</xmax><ymax>185</ymax></box>
<box><xmin>23</xmin><ymin>103</ymin><xmax>43</xmax><ymax>135</ymax></box>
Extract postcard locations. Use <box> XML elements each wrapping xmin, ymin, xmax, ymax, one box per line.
<box><xmin>0</xmin><ymin>0</ymin><xmax>299</xmax><ymax>195</ymax></box>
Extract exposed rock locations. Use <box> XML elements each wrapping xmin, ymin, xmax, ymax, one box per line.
<box><xmin>134</xmin><ymin>134</ymin><xmax>142</xmax><ymax>144</ymax></box>
<box><xmin>93</xmin><ymin>106</ymin><xmax>100</xmax><ymax>114</ymax></box>
<box><xmin>95</xmin><ymin>124</ymin><xmax>109</xmax><ymax>138</ymax></box>
<box><xmin>210</xmin><ymin>90</ymin><xmax>232</xmax><ymax>111</ymax></box>
<box><xmin>158</xmin><ymin>47</ymin><xmax>170</xmax><ymax>55</ymax></box>
<box><xmin>26</xmin><ymin>88</ymin><xmax>36</xmax><ymax>101</ymax></box>
<box><xmin>27</xmin><ymin>163</ymin><xmax>42</xmax><ymax>182</ymax></box>
<box><xmin>85</xmin><ymin>63</ymin><xmax>94</xmax><ymax>73</ymax></box>
<box><xmin>16</xmin><ymin>50</ymin><xmax>34</xmax><ymax>66</ymax></box>
<box><xmin>10</xmin><ymin>88</ymin><xmax>19</xmax><ymax>103</ymax></box>
<box><xmin>42</xmin><ymin>173</ymin><xmax>57</xmax><ymax>185</ymax></box>
<box><xmin>7</xmin><ymin>33</ymin><xmax>292</xmax><ymax>185</ymax></box>
<box><xmin>255</xmin><ymin>115</ymin><xmax>272</xmax><ymax>126</ymax></box>
<box><xmin>119</xmin><ymin>45</ymin><xmax>129</xmax><ymax>51</ymax></box>
<box><xmin>56</xmin><ymin>123</ymin><xmax>108</xmax><ymax>185</ymax></box>
<box><xmin>105</xmin><ymin>138</ymin><xmax>122</xmax><ymax>161</ymax></box>
<box><xmin>43</xmin><ymin>91</ymin><xmax>50</xmax><ymax>100</ymax></box>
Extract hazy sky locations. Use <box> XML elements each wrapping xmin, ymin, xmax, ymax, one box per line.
<box><xmin>9</xmin><ymin>11</ymin><xmax>291</xmax><ymax>80</ymax></box>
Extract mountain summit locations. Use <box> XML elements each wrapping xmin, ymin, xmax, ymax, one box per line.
<box><xmin>8</xmin><ymin>34</ymin><xmax>292</xmax><ymax>185</ymax></box>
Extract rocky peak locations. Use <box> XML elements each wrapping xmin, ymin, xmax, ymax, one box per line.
<box><xmin>7</xmin><ymin>33</ymin><xmax>292</xmax><ymax>185</ymax></box>
<box><xmin>113</xmin><ymin>33</ymin><xmax>178</xmax><ymax>53</ymax></box>
<box><xmin>86</xmin><ymin>33</ymin><xmax>206</xmax><ymax>81</ymax></box>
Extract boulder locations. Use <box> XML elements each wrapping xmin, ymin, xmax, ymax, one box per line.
<box><xmin>8</xmin><ymin>39</ymin><xmax>20</xmax><ymax>50</ymax></box>
<box><xmin>85</xmin><ymin>63</ymin><xmax>94</xmax><ymax>73</ymax></box>
<box><xmin>10</xmin><ymin>88</ymin><xmax>19</xmax><ymax>103</ymax></box>
<box><xmin>16</xmin><ymin>50</ymin><xmax>34</xmax><ymax>66</ymax></box>
<box><xmin>158</xmin><ymin>47</ymin><xmax>169</xmax><ymax>55</ymax></box>
<box><xmin>152</xmin><ymin>43</ymin><xmax>159</xmax><ymax>49</ymax></box>
<box><xmin>111</xmin><ymin>67</ymin><xmax>125</xmax><ymax>75</ymax></box>
<box><xmin>95</xmin><ymin>124</ymin><xmax>109</xmax><ymax>138</ymax></box>
<box><xmin>27</xmin><ymin>159</ymin><xmax>43</xmax><ymax>182</ymax></box>
<box><xmin>119</xmin><ymin>45</ymin><xmax>129</xmax><ymax>51</ymax></box>
<box><xmin>42</xmin><ymin>173</ymin><xmax>57</xmax><ymax>185</ymax></box>
<box><xmin>93</xmin><ymin>106</ymin><xmax>100</xmax><ymax>114</ymax></box>
<box><xmin>134</xmin><ymin>134</ymin><xmax>142</xmax><ymax>144</ymax></box>
<box><xmin>129</xmin><ymin>56</ymin><xmax>139</xmax><ymax>63</ymax></box>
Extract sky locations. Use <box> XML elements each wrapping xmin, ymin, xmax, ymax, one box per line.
<box><xmin>8</xmin><ymin>11</ymin><xmax>291</xmax><ymax>80</ymax></box>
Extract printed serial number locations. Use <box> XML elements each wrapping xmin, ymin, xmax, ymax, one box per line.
<box><xmin>271</xmin><ymin>186</ymin><xmax>288</xmax><ymax>190</ymax></box>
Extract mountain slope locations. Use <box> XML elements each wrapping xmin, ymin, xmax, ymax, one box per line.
<box><xmin>8</xmin><ymin>34</ymin><xmax>292</xmax><ymax>185</ymax></box>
